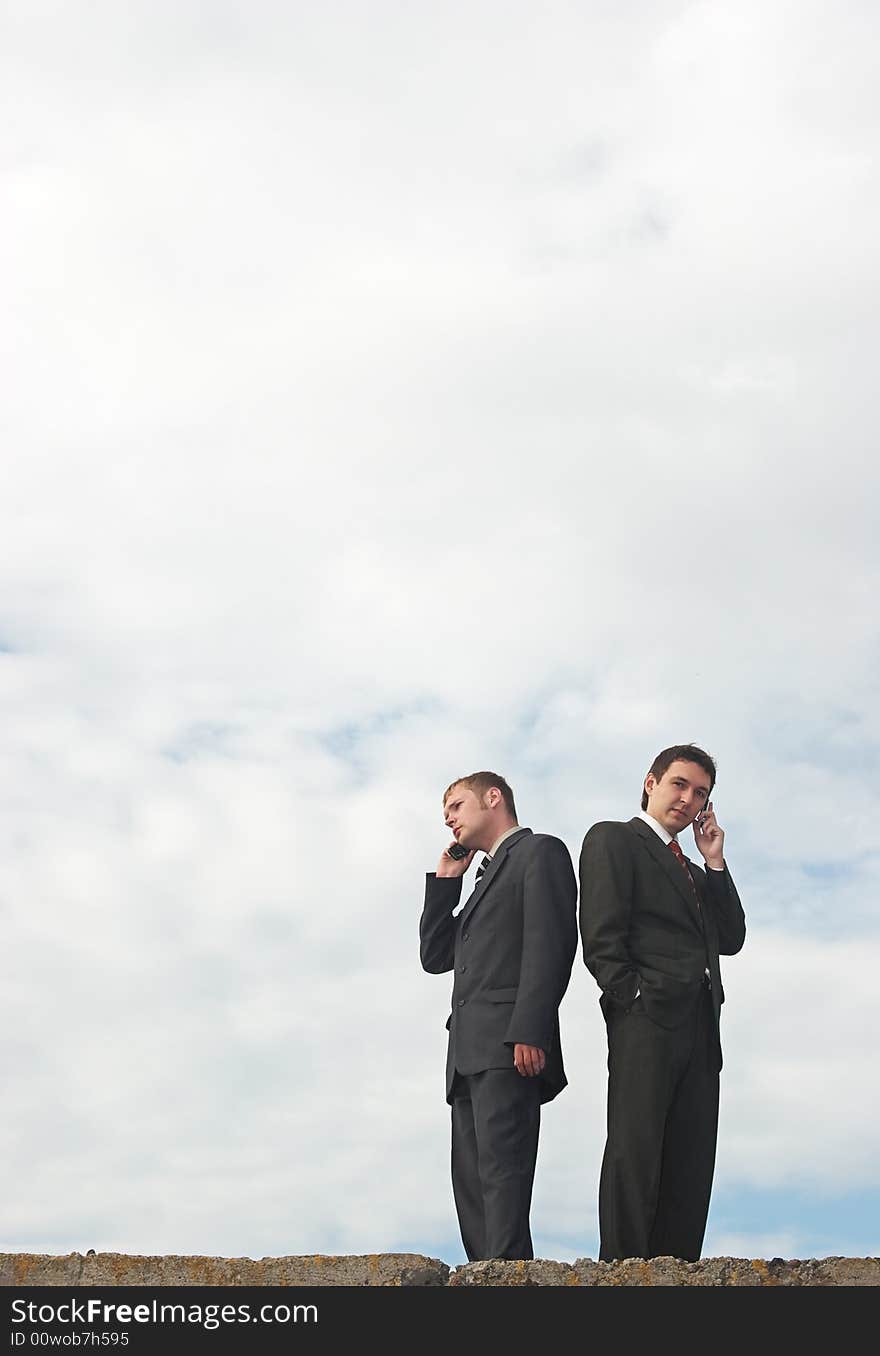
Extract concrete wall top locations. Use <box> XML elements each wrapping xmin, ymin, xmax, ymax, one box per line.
<box><xmin>2</xmin><ymin>1253</ymin><xmax>878</xmax><ymax>1287</ymax></box>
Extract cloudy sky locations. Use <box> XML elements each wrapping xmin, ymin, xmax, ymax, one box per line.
<box><xmin>3</xmin><ymin>0</ymin><xmax>878</xmax><ymax>1267</ymax></box>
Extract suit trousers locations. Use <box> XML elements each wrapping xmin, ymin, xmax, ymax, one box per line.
<box><xmin>599</xmin><ymin>982</ymin><xmax>719</xmax><ymax>1263</ymax></box>
<box><xmin>450</xmin><ymin>1066</ymin><xmax>542</xmax><ymax>1261</ymax></box>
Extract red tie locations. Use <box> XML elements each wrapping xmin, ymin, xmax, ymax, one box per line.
<box><xmin>668</xmin><ymin>839</ymin><xmax>700</xmax><ymax>909</ymax></box>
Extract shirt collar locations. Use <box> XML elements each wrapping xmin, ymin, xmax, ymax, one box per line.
<box><xmin>638</xmin><ymin>809</ymin><xmax>675</xmax><ymax>846</ymax></box>
<box><xmin>487</xmin><ymin>824</ymin><xmax>522</xmax><ymax>857</ymax></box>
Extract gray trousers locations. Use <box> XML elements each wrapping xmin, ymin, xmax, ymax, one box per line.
<box><xmin>450</xmin><ymin>1066</ymin><xmax>542</xmax><ymax>1261</ymax></box>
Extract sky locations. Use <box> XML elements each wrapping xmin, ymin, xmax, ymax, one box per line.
<box><xmin>2</xmin><ymin>0</ymin><xmax>878</xmax><ymax>1267</ymax></box>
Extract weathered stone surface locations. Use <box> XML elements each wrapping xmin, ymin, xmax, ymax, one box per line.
<box><xmin>449</xmin><ymin>1255</ymin><xmax>880</xmax><ymax>1286</ymax></box>
<box><xmin>448</xmin><ymin>1259</ymin><xmax>579</xmax><ymax>1286</ymax></box>
<box><xmin>2</xmin><ymin>1253</ymin><xmax>877</xmax><ymax>1287</ymax></box>
<box><xmin>569</xmin><ymin>1256</ymin><xmax>880</xmax><ymax>1286</ymax></box>
<box><xmin>0</xmin><ymin>1252</ymin><xmax>450</xmax><ymax>1288</ymax></box>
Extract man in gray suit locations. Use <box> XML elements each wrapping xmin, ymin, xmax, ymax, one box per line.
<box><xmin>579</xmin><ymin>743</ymin><xmax>746</xmax><ymax>1262</ymax></box>
<box><xmin>420</xmin><ymin>771</ymin><xmax>577</xmax><ymax>1261</ymax></box>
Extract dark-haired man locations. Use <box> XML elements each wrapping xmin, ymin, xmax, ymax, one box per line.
<box><xmin>579</xmin><ymin>744</ymin><xmax>745</xmax><ymax>1262</ymax></box>
<box><xmin>420</xmin><ymin>771</ymin><xmax>577</xmax><ymax>1260</ymax></box>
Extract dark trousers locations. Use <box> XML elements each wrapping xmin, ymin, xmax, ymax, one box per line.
<box><xmin>599</xmin><ymin>983</ymin><xmax>719</xmax><ymax>1263</ymax></box>
<box><xmin>450</xmin><ymin>1066</ymin><xmax>542</xmax><ymax>1261</ymax></box>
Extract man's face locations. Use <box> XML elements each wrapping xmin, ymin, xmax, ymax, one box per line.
<box><xmin>644</xmin><ymin>759</ymin><xmax>712</xmax><ymax>835</ymax></box>
<box><xmin>443</xmin><ymin>784</ymin><xmax>496</xmax><ymax>850</ymax></box>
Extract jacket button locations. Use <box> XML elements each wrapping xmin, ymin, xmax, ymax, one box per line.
<box><xmin>458</xmin><ymin>998</ymin><xmax>466</xmax><ymax>1006</ymax></box>
<box><xmin>458</xmin><ymin>965</ymin><xmax>467</xmax><ymax>973</ymax></box>
<box><xmin>462</xmin><ymin>932</ymin><xmax>469</xmax><ymax>941</ymax></box>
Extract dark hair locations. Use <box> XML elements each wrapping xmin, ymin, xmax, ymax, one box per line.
<box><xmin>443</xmin><ymin>771</ymin><xmax>517</xmax><ymax>821</ymax></box>
<box><xmin>641</xmin><ymin>744</ymin><xmax>717</xmax><ymax>810</ymax></box>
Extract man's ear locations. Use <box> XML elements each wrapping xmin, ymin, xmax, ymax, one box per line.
<box><xmin>486</xmin><ymin>786</ymin><xmax>502</xmax><ymax>809</ymax></box>
<box><xmin>644</xmin><ymin>773</ymin><xmax>656</xmax><ymax>798</ymax></box>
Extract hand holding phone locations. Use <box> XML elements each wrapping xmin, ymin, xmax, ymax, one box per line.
<box><xmin>691</xmin><ymin>800</ymin><xmax>725</xmax><ymax>868</ymax></box>
<box><xmin>436</xmin><ymin>840</ymin><xmax>474</xmax><ymax>877</ymax></box>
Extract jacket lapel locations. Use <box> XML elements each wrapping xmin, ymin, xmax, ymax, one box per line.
<box><xmin>630</xmin><ymin>817</ymin><xmax>702</xmax><ymax>920</ymax></box>
<box><xmin>459</xmin><ymin>827</ymin><xmax>531</xmax><ymax>927</ymax></box>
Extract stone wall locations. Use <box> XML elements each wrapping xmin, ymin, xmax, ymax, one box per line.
<box><xmin>2</xmin><ymin>1252</ymin><xmax>878</xmax><ymax>1286</ymax></box>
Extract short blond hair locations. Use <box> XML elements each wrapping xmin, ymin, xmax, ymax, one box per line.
<box><xmin>442</xmin><ymin>771</ymin><xmax>517</xmax><ymax>820</ymax></box>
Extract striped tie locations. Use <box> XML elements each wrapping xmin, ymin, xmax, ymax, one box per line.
<box><xmin>475</xmin><ymin>854</ymin><xmax>491</xmax><ymax>885</ymax></box>
<box><xmin>668</xmin><ymin>839</ymin><xmax>700</xmax><ymax>909</ymax></box>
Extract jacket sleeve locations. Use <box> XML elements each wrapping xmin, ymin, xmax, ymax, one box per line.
<box><xmin>578</xmin><ymin>822</ymin><xmax>640</xmax><ymax>1009</ymax></box>
<box><xmin>506</xmin><ymin>836</ymin><xmax>578</xmax><ymax>1051</ymax></box>
<box><xmin>419</xmin><ymin>873</ymin><xmax>463</xmax><ymax>974</ymax></box>
<box><xmin>702</xmin><ymin>864</ymin><xmax>746</xmax><ymax>955</ymax></box>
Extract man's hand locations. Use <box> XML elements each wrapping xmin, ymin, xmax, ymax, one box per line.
<box><xmin>514</xmin><ymin>1043</ymin><xmax>546</xmax><ymax>1077</ymax></box>
<box><xmin>691</xmin><ymin>800</ymin><xmax>725</xmax><ymax>869</ymax></box>
<box><xmin>436</xmin><ymin>843</ymin><xmax>476</xmax><ymax>878</ymax></box>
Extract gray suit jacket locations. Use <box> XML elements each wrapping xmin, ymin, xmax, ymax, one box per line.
<box><xmin>420</xmin><ymin>828</ymin><xmax>578</xmax><ymax>1104</ymax></box>
<box><xmin>579</xmin><ymin>817</ymin><xmax>746</xmax><ymax>1065</ymax></box>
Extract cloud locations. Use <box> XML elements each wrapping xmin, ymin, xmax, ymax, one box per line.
<box><xmin>2</xmin><ymin>0</ymin><xmax>878</xmax><ymax>1262</ymax></box>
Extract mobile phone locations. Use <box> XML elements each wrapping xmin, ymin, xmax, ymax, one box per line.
<box><xmin>446</xmin><ymin>842</ymin><xmax>469</xmax><ymax>860</ymax></box>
